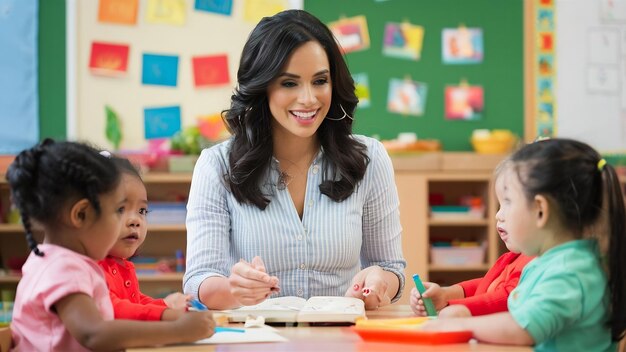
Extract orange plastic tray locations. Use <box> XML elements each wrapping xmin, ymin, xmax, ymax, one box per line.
<box><xmin>352</xmin><ymin>326</ymin><xmax>473</xmax><ymax>345</ymax></box>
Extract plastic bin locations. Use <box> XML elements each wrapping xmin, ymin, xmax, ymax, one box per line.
<box><xmin>430</xmin><ymin>245</ymin><xmax>485</xmax><ymax>266</ymax></box>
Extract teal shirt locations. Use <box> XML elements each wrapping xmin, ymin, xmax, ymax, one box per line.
<box><xmin>508</xmin><ymin>239</ymin><xmax>615</xmax><ymax>352</ymax></box>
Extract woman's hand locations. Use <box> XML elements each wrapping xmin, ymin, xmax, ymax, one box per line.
<box><xmin>345</xmin><ymin>266</ymin><xmax>393</xmax><ymax>310</ymax></box>
<box><xmin>164</xmin><ymin>292</ymin><xmax>192</xmax><ymax>310</ymax></box>
<box><xmin>228</xmin><ymin>256</ymin><xmax>280</xmax><ymax>306</ymax></box>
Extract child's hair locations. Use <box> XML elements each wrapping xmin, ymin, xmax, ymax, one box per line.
<box><xmin>5</xmin><ymin>139</ymin><xmax>122</xmax><ymax>257</ymax></box>
<box><xmin>510</xmin><ymin>138</ymin><xmax>625</xmax><ymax>341</ymax></box>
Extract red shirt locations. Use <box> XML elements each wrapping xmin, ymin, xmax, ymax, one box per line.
<box><xmin>448</xmin><ymin>252</ymin><xmax>534</xmax><ymax>316</ymax></box>
<box><xmin>98</xmin><ymin>256</ymin><xmax>167</xmax><ymax>321</ymax></box>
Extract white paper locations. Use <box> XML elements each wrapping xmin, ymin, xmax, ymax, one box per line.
<box><xmin>195</xmin><ymin>327</ymin><xmax>287</xmax><ymax>344</ymax></box>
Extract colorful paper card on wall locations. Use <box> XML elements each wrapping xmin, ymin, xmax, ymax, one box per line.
<box><xmin>444</xmin><ymin>84</ymin><xmax>484</xmax><ymax>120</ymax></box>
<box><xmin>198</xmin><ymin>113</ymin><xmax>230</xmax><ymax>141</ymax></box>
<box><xmin>146</xmin><ymin>0</ymin><xmax>186</xmax><ymax>26</ymax></box>
<box><xmin>383</xmin><ymin>22</ymin><xmax>424</xmax><ymax>60</ymax></box>
<box><xmin>142</xmin><ymin>53</ymin><xmax>179</xmax><ymax>87</ymax></box>
<box><xmin>387</xmin><ymin>78</ymin><xmax>427</xmax><ymax>116</ymax></box>
<box><xmin>328</xmin><ymin>16</ymin><xmax>370</xmax><ymax>54</ymax></box>
<box><xmin>98</xmin><ymin>0</ymin><xmax>139</xmax><ymax>25</ymax></box>
<box><xmin>243</xmin><ymin>0</ymin><xmax>287</xmax><ymax>24</ymax></box>
<box><xmin>144</xmin><ymin>106</ymin><xmax>182</xmax><ymax>139</ymax></box>
<box><xmin>192</xmin><ymin>55</ymin><xmax>230</xmax><ymax>87</ymax></box>
<box><xmin>352</xmin><ymin>73</ymin><xmax>371</xmax><ymax>108</ymax></box>
<box><xmin>89</xmin><ymin>42</ymin><xmax>130</xmax><ymax>76</ymax></box>
<box><xmin>195</xmin><ymin>0</ymin><xmax>233</xmax><ymax>16</ymax></box>
<box><xmin>442</xmin><ymin>27</ymin><xmax>483</xmax><ymax>64</ymax></box>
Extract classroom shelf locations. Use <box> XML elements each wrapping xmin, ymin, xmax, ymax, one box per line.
<box><xmin>427</xmin><ymin>219</ymin><xmax>490</xmax><ymax>226</ymax></box>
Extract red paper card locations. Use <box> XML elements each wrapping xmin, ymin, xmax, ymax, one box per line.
<box><xmin>89</xmin><ymin>42</ymin><xmax>130</xmax><ymax>76</ymax></box>
<box><xmin>192</xmin><ymin>55</ymin><xmax>230</xmax><ymax>87</ymax></box>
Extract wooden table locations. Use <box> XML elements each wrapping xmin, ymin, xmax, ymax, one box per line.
<box><xmin>128</xmin><ymin>305</ymin><xmax>532</xmax><ymax>351</ymax></box>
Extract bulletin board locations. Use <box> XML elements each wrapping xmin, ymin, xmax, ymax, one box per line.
<box><xmin>305</xmin><ymin>0</ymin><xmax>524</xmax><ymax>151</ymax></box>
<box><xmin>71</xmin><ymin>0</ymin><xmax>301</xmax><ymax>151</ymax></box>
<box><xmin>552</xmin><ymin>0</ymin><xmax>626</xmax><ymax>153</ymax></box>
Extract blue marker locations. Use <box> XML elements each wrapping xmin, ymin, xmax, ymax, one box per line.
<box><xmin>188</xmin><ymin>299</ymin><xmax>208</xmax><ymax>311</ymax></box>
<box><xmin>412</xmin><ymin>274</ymin><xmax>437</xmax><ymax>316</ymax></box>
<box><xmin>215</xmin><ymin>327</ymin><xmax>246</xmax><ymax>333</ymax></box>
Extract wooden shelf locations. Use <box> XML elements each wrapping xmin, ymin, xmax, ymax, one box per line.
<box><xmin>0</xmin><ymin>224</ymin><xmax>186</xmax><ymax>233</ymax></box>
<box><xmin>142</xmin><ymin>173</ymin><xmax>192</xmax><ymax>184</ymax></box>
<box><xmin>428</xmin><ymin>264</ymin><xmax>491</xmax><ymax>272</ymax></box>
<box><xmin>0</xmin><ymin>273</ymin><xmax>184</xmax><ymax>283</ymax></box>
<box><xmin>428</xmin><ymin>218</ymin><xmax>490</xmax><ymax>226</ymax></box>
<box><xmin>0</xmin><ymin>275</ymin><xmax>20</xmax><ymax>283</ymax></box>
<box><xmin>137</xmin><ymin>273</ymin><xmax>184</xmax><ymax>282</ymax></box>
<box><xmin>148</xmin><ymin>224</ymin><xmax>186</xmax><ymax>232</ymax></box>
<box><xmin>0</xmin><ymin>224</ymin><xmax>23</xmax><ymax>233</ymax></box>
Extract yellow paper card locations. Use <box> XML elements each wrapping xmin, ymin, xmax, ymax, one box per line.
<box><xmin>146</xmin><ymin>0</ymin><xmax>186</xmax><ymax>26</ymax></box>
<box><xmin>243</xmin><ymin>0</ymin><xmax>287</xmax><ymax>24</ymax></box>
<box><xmin>98</xmin><ymin>0</ymin><xmax>139</xmax><ymax>25</ymax></box>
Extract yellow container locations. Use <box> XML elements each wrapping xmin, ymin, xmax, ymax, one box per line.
<box><xmin>471</xmin><ymin>129</ymin><xmax>516</xmax><ymax>154</ymax></box>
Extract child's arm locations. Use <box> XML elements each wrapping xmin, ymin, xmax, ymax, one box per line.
<box><xmin>109</xmin><ymin>292</ymin><xmax>167</xmax><ymax>321</ymax></box>
<box><xmin>163</xmin><ymin>292</ymin><xmax>192</xmax><ymax>310</ymax></box>
<box><xmin>421</xmin><ymin>312</ymin><xmax>534</xmax><ymax>346</ymax></box>
<box><xmin>55</xmin><ymin>293</ymin><xmax>214</xmax><ymax>350</ymax></box>
<box><xmin>410</xmin><ymin>283</ymin><xmax>464</xmax><ymax>316</ymax></box>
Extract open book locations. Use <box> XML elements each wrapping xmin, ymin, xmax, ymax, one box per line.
<box><xmin>222</xmin><ymin>296</ymin><xmax>366</xmax><ymax>324</ymax></box>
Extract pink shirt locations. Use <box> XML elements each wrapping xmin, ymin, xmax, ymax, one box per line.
<box><xmin>11</xmin><ymin>244</ymin><xmax>114</xmax><ymax>351</ymax></box>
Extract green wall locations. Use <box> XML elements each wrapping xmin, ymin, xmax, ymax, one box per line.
<box><xmin>38</xmin><ymin>0</ymin><xmax>66</xmax><ymax>140</ymax></box>
<box><xmin>305</xmin><ymin>0</ymin><xmax>524</xmax><ymax>151</ymax></box>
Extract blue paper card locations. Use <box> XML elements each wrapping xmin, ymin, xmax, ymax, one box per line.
<box><xmin>142</xmin><ymin>53</ymin><xmax>179</xmax><ymax>87</ymax></box>
<box><xmin>195</xmin><ymin>0</ymin><xmax>232</xmax><ymax>16</ymax></box>
<box><xmin>144</xmin><ymin>106</ymin><xmax>181</xmax><ymax>139</ymax></box>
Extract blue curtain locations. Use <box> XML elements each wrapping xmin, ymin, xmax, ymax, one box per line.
<box><xmin>0</xmin><ymin>0</ymin><xmax>39</xmax><ymax>153</ymax></box>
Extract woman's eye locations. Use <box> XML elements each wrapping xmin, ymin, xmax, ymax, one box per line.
<box><xmin>281</xmin><ymin>81</ymin><xmax>297</xmax><ymax>88</ymax></box>
<box><xmin>314</xmin><ymin>78</ymin><xmax>329</xmax><ymax>85</ymax></box>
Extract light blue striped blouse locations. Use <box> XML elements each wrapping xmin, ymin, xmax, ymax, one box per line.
<box><xmin>183</xmin><ymin>135</ymin><xmax>406</xmax><ymax>302</ymax></box>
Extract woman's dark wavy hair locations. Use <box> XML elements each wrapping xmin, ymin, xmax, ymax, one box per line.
<box><xmin>510</xmin><ymin>138</ymin><xmax>625</xmax><ymax>341</ymax></box>
<box><xmin>5</xmin><ymin>139</ymin><xmax>121</xmax><ymax>256</ymax></box>
<box><xmin>221</xmin><ymin>9</ymin><xmax>367</xmax><ymax>209</ymax></box>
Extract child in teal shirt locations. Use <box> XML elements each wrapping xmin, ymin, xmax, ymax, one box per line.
<box><xmin>422</xmin><ymin>138</ymin><xmax>625</xmax><ymax>351</ymax></box>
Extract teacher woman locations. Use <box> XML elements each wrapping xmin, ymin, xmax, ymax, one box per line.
<box><xmin>183</xmin><ymin>9</ymin><xmax>406</xmax><ymax>310</ymax></box>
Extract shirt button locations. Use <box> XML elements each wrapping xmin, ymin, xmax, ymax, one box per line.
<box><xmin>131</xmin><ymin>292</ymin><xmax>136</xmax><ymax>298</ymax></box>
<box><xmin>300</xmin><ymin>263</ymin><xmax>306</xmax><ymax>270</ymax></box>
<box><xmin>308</xmin><ymin>200</ymin><xmax>314</xmax><ymax>207</ymax></box>
<box><xmin>112</xmin><ymin>269</ymin><xmax>117</xmax><ymax>275</ymax></box>
<box><xmin>312</xmin><ymin>165</ymin><xmax>319</xmax><ymax>174</ymax></box>
<box><xmin>124</xmin><ymin>280</ymin><xmax>131</xmax><ymax>287</ymax></box>
<box><xmin>296</xmin><ymin>289</ymin><xmax>304</xmax><ymax>296</ymax></box>
<box><xmin>297</xmin><ymin>235</ymin><xmax>303</xmax><ymax>240</ymax></box>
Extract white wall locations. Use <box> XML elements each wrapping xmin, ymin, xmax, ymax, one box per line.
<box><xmin>556</xmin><ymin>0</ymin><xmax>626</xmax><ymax>152</ymax></box>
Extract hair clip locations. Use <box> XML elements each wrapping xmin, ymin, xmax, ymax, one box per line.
<box><xmin>533</xmin><ymin>136</ymin><xmax>550</xmax><ymax>142</ymax></box>
<box><xmin>597</xmin><ymin>158</ymin><xmax>607</xmax><ymax>172</ymax></box>
<box><xmin>99</xmin><ymin>150</ymin><xmax>112</xmax><ymax>158</ymax></box>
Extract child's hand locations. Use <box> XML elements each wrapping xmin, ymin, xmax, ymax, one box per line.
<box><xmin>164</xmin><ymin>292</ymin><xmax>191</xmax><ymax>310</ymax></box>
<box><xmin>410</xmin><ymin>282</ymin><xmax>447</xmax><ymax>316</ymax></box>
<box><xmin>438</xmin><ymin>304</ymin><xmax>471</xmax><ymax>318</ymax></box>
<box><xmin>173</xmin><ymin>311</ymin><xmax>215</xmax><ymax>341</ymax></box>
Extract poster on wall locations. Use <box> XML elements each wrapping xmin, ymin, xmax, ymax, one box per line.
<box><xmin>89</xmin><ymin>42</ymin><xmax>130</xmax><ymax>76</ymax></box>
<box><xmin>192</xmin><ymin>54</ymin><xmax>231</xmax><ymax>87</ymax></box>
<box><xmin>144</xmin><ymin>106</ymin><xmax>182</xmax><ymax>139</ymax></box>
<box><xmin>534</xmin><ymin>0</ymin><xmax>556</xmax><ymax>137</ymax></box>
<box><xmin>328</xmin><ymin>15</ymin><xmax>370</xmax><ymax>54</ymax></box>
<box><xmin>387</xmin><ymin>78</ymin><xmax>427</xmax><ymax>116</ymax></box>
<box><xmin>0</xmin><ymin>0</ymin><xmax>39</xmax><ymax>153</ymax></box>
<box><xmin>142</xmin><ymin>53</ymin><xmax>180</xmax><ymax>87</ymax></box>
<box><xmin>98</xmin><ymin>0</ymin><xmax>139</xmax><ymax>25</ymax></box>
<box><xmin>145</xmin><ymin>0</ymin><xmax>187</xmax><ymax>26</ymax></box>
<box><xmin>195</xmin><ymin>0</ymin><xmax>233</xmax><ymax>16</ymax></box>
<box><xmin>442</xmin><ymin>27</ymin><xmax>483</xmax><ymax>64</ymax></box>
<box><xmin>382</xmin><ymin>22</ymin><xmax>424</xmax><ymax>60</ymax></box>
<box><xmin>352</xmin><ymin>73</ymin><xmax>371</xmax><ymax>108</ymax></box>
<box><xmin>444</xmin><ymin>83</ymin><xmax>484</xmax><ymax>120</ymax></box>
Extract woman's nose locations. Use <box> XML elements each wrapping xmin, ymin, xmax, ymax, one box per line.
<box><xmin>298</xmin><ymin>85</ymin><xmax>317</xmax><ymax>105</ymax></box>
